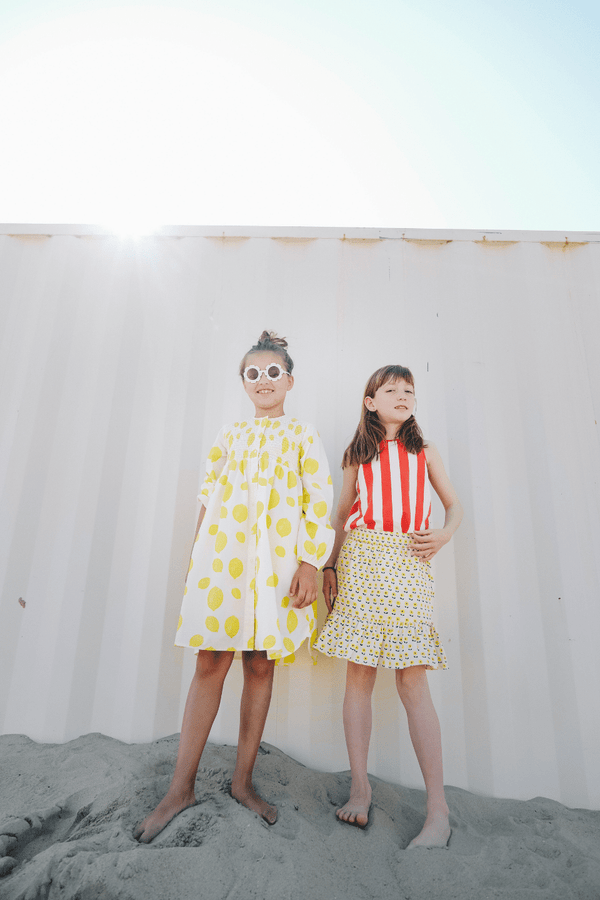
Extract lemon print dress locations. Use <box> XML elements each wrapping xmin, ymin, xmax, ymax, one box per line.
<box><xmin>175</xmin><ymin>416</ymin><xmax>335</xmax><ymax>662</ymax></box>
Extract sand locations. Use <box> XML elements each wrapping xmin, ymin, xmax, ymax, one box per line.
<box><xmin>0</xmin><ymin>733</ymin><xmax>599</xmax><ymax>900</ymax></box>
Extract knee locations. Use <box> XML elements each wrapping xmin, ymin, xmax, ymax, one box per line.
<box><xmin>346</xmin><ymin>661</ymin><xmax>377</xmax><ymax>694</ymax></box>
<box><xmin>396</xmin><ymin>666</ymin><xmax>427</xmax><ymax>707</ymax></box>
<box><xmin>243</xmin><ymin>650</ymin><xmax>275</xmax><ymax>682</ymax></box>
<box><xmin>195</xmin><ymin>650</ymin><xmax>233</xmax><ymax>679</ymax></box>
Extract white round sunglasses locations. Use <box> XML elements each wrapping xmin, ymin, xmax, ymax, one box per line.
<box><xmin>243</xmin><ymin>363</ymin><xmax>290</xmax><ymax>383</ymax></box>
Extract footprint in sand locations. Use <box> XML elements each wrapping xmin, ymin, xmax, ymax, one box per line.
<box><xmin>0</xmin><ymin>805</ymin><xmax>64</xmax><ymax>877</ymax></box>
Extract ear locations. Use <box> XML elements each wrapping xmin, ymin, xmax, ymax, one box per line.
<box><xmin>286</xmin><ymin>375</ymin><xmax>294</xmax><ymax>392</ymax></box>
<box><xmin>364</xmin><ymin>396</ymin><xmax>376</xmax><ymax>411</ymax></box>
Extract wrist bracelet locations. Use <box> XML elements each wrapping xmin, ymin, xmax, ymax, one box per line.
<box><xmin>322</xmin><ymin>566</ymin><xmax>336</xmax><ymax>572</ymax></box>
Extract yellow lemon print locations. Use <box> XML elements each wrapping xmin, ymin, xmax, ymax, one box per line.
<box><xmin>275</xmin><ymin>464</ymin><xmax>284</xmax><ymax>479</ymax></box>
<box><xmin>177</xmin><ymin>615</ymin><xmax>182</xmax><ymax>631</ymax></box>
<box><xmin>247</xmin><ymin>636</ymin><xmax>255</xmax><ymax>649</ymax></box>
<box><xmin>225</xmin><ymin>616</ymin><xmax>240</xmax><ymax>638</ymax></box>
<box><xmin>266</xmin><ymin>574</ymin><xmax>279</xmax><ymax>587</ymax></box>
<box><xmin>304</xmin><ymin>540</ymin><xmax>316</xmax><ymax>556</ymax></box>
<box><xmin>275</xmin><ymin>546</ymin><xmax>285</xmax><ymax>557</ymax></box>
<box><xmin>219</xmin><ymin>475</ymin><xmax>227</xmax><ymax>485</ymax></box>
<box><xmin>266</xmin><ymin>515</ymin><xmax>272</xmax><ymax>528</ymax></box>
<box><xmin>277</xmin><ymin>518</ymin><xmax>292</xmax><ymax>537</ymax></box>
<box><xmin>189</xmin><ymin>634</ymin><xmax>203</xmax><ymax>647</ymax></box>
<box><xmin>256</xmin><ymin>501</ymin><xmax>264</xmax><ymax>517</ymax></box>
<box><xmin>223</xmin><ymin>483</ymin><xmax>233</xmax><ymax>502</ymax></box>
<box><xmin>287</xmin><ymin>471</ymin><xmax>297</xmax><ymax>489</ymax></box>
<box><xmin>205</xmin><ymin>616</ymin><xmax>219</xmax><ymax>632</ymax></box>
<box><xmin>232</xmin><ymin>588</ymin><xmax>241</xmax><ymax>599</ymax></box>
<box><xmin>282</xmin><ymin>437</ymin><xmax>290</xmax><ymax>453</ymax></box>
<box><xmin>229</xmin><ymin>558</ymin><xmax>243</xmax><ymax>579</ymax></box>
<box><xmin>306</xmin><ymin>521</ymin><xmax>317</xmax><ymax>539</ymax></box>
<box><xmin>212</xmin><ymin>559</ymin><xmax>223</xmax><ymax>572</ymax></box>
<box><xmin>239</xmin><ymin>459</ymin><xmax>246</xmax><ymax>474</ymax></box>
<box><xmin>295</xmin><ymin>425</ymin><xmax>302</xmax><ymax>435</ymax></box>
<box><xmin>281</xmin><ymin>595</ymin><xmax>290</xmax><ymax>608</ymax></box>
<box><xmin>263</xmin><ymin>635</ymin><xmax>276</xmax><ymax>649</ymax></box>
<box><xmin>208</xmin><ymin>446</ymin><xmax>222</xmax><ymax>462</ymax></box>
<box><xmin>286</xmin><ymin>497</ymin><xmax>295</xmax><ymax>507</ymax></box>
<box><xmin>313</xmin><ymin>501</ymin><xmax>327</xmax><ymax>518</ymax></box>
<box><xmin>327</xmin><ymin>475</ymin><xmax>333</xmax><ymax>484</ymax></box>
<box><xmin>198</xmin><ymin>577</ymin><xmax>210</xmax><ymax>589</ymax></box>
<box><xmin>285</xmin><ymin>652</ymin><xmax>296</xmax><ymax>664</ymax></box>
<box><xmin>208</xmin><ymin>524</ymin><xmax>218</xmax><ymax>535</ymax></box>
<box><xmin>236</xmin><ymin>532</ymin><xmax>245</xmax><ymax>543</ymax></box>
<box><xmin>220</xmin><ymin>506</ymin><xmax>228</xmax><ymax>518</ymax></box>
<box><xmin>233</xmin><ymin>504</ymin><xmax>248</xmax><ymax>522</ymax></box>
<box><xmin>268</xmin><ymin>489</ymin><xmax>279</xmax><ymax>510</ymax></box>
<box><xmin>208</xmin><ymin>587</ymin><xmax>224</xmax><ymax>610</ymax></box>
<box><xmin>317</xmin><ymin>542</ymin><xmax>327</xmax><ymax>559</ymax></box>
<box><xmin>283</xmin><ymin>637</ymin><xmax>295</xmax><ymax>653</ymax></box>
<box><xmin>247</xmin><ymin>433</ymin><xmax>255</xmax><ymax>445</ymax></box>
<box><xmin>215</xmin><ymin>532</ymin><xmax>227</xmax><ymax>552</ymax></box>
<box><xmin>259</xmin><ymin>434</ymin><xmax>267</xmax><ymax>448</ymax></box>
<box><xmin>188</xmin><ymin>558</ymin><xmax>194</xmax><ymax>573</ymax></box>
<box><xmin>303</xmin><ymin>457</ymin><xmax>319</xmax><ymax>474</ymax></box>
<box><xmin>287</xmin><ymin>610</ymin><xmax>298</xmax><ymax>632</ymax></box>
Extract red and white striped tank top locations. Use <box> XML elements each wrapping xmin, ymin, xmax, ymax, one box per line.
<box><xmin>345</xmin><ymin>441</ymin><xmax>431</xmax><ymax>534</ymax></box>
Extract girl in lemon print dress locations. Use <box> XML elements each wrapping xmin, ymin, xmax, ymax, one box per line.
<box><xmin>315</xmin><ymin>365</ymin><xmax>462</xmax><ymax>848</ymax></box>
<box><xmin>134</xmin><ymin>331</ymin><xmax>334</xmax><ymax>842</ymax></box>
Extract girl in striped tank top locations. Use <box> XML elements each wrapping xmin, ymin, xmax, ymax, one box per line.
<box><xmin>315</xmin><ymin>365</ymin><xmax>462</xmax><ymax>848</ymax></box>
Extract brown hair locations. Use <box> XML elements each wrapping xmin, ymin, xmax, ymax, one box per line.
<box><xmin>342</xmin><ymin>365</ymin><xmax>425</xmax><ymax>467</ymax></box>
<box><xmin>239</xmin><ymin>330</ymin><xmax>294</xmax><ymax>379</ymax></box>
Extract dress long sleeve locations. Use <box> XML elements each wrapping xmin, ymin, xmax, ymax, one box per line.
<box><xmin>176</xmin><ymin>416</ymin><xmax>334</xmax><ymax>663</ymax></box>
<box><xmin>296</xmin><ymin>425</ymin><xmax>335</xmax><ymax>569</ymax></box>
<box><xmin>198</xmin><ymin>427</ymin><xmax>228</xmax><ymax>506</ymax></box>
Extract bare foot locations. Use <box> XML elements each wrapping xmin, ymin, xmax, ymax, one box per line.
<box><xmin>336</xmin><ymin>784</ymin><xmax>372</xmax><ymax>829</ymax></box>
<box><xmin>407</xmin><ymin>809</ymin><xmax>451</xmax><ymax>849</ymax></box>
<box><xmin>230</xmin><ymin>780</ymin><xmax>277</xmax><ymax>824</ymax></box>
<box><xmin>133</xmin><ymin>791</ymin><xmax>197</xmax><ymax>843</ymax></box>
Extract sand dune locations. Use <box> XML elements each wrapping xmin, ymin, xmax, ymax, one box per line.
<box><xmin>1</xmin><ymin>732</ymin><xmax>599</xmax><ymax>900</ymax></box>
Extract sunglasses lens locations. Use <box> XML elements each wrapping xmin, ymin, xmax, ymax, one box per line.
<box><xmin>267</xmin><ymin>365</ymin><xmax>282</xmax><ymax>379</ymax></box>
<box><xmin>245</xmin><ymin>367</ymin><xmax>260</xmax><ymax>382</ymax></box>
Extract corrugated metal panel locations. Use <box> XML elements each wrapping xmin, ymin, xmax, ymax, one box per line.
<box><xmin>1</xmin><ymin>227</ymin><xmax>599</xmax><ymax>808</ymax></box>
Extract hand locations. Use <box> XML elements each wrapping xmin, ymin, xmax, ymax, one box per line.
<box><xmin>408</xmin><ymin>529</ymin><xmax>449</xmax><ymax>561</ymax></box>
<box><xmin>289</xmin><ymin>562</ymin><xmax>318</xmax><ymax>609</ymax></box>
<box><xmin>322</xmin><ymin>569</ymin><xmax>338</xmax><ymax>613</ymax></box>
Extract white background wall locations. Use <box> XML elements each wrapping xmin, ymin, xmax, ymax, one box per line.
<box><xmin>1</xmin><ymin>225</ymin><xmax>599</xmax><ymax>809</ymax></box>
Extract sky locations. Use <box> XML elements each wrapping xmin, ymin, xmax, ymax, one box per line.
<box><xmin>0</xmin><ymin>0</ymin><xmax>598</xmax><ymax>231</ymax></box>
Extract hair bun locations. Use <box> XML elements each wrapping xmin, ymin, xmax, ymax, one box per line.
<box><xmin>257</xmin><ymin>330</ymin><xmax>288</xmax><ymax>349</ymax></box>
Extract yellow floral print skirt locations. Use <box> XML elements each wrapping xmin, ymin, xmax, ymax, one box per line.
<box><xmin>315</xmin><ymin>529</ymin><xmax>448</xmax><ymax>670</ymax></box>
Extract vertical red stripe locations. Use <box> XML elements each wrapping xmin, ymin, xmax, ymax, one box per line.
<box><xmin>346</xmin><ymin>498</ymin><xmax>360</xmax><ymax>529</ymax></box>
<box><xmin>379</xmin><ymin>441</ymin><xmax>394</xmax><ymax>531</ymax></box>
<box><xmin>399</xmin><ymin>444</ymin><xmax>411</xmax><ymax>533</ymax></box>
<box><xmin>414</xmin><ymin>450</ymin><xmax>425</xmax><ymax>531</ymax></box>
<box><xmin>363</xmin><ymin>462</ymin><xmax>375</xmax><ymax>529</ymax></box>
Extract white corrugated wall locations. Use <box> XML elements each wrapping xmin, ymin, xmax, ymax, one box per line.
<box><xmin>1</xmin><ymin>226</ymin><xmax>599</xmax><ymax>809</ymax></box>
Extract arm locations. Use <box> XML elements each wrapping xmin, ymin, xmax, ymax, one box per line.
<box><xmin>409</xmin><ymin>441</ymin><xmax>462</xmax><ymax>560</ymax></box>
<box><xmin>290</xmin><ymin>426</ymin><xmax>335</xmax><ymax>609</ymax></box>
<box><xmin>186</xmin><ymin>504</ymin><xmax>206</xmax><ymax>576</ymax></box>
<box><xmin>321</xmin><ymin>464</ymin><xmax>359</xmax><ymax>612</ymax></box>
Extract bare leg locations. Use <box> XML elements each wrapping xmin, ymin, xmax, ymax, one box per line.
<box><xmin>336</xmin><ymin>660</ymin><xmax>377</xmax><ymax>827</ymax></box>
<box><xmin>230</xmin><ymin>650</ymin><xmax>278</xmax><ymax>823</ymax></box>
<box><xmin>134</xmin><ymin>650</ymin><xmax>234</xmax><ymax>843</ymax></box>
<box><xmin>396</xmin><ymin>665</ymin><xmax>451</xmax><ymax>848</ymax></box>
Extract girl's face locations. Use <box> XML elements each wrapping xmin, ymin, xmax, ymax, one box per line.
<box><xmin>364</xmin><ymin>377</ymin><xmax>415</xmax><ymax>438</ymax></box>
<box><xmin>243</xmin><ymin>351</ymin><xmax>294</xmax><ymax>418</ymax></box>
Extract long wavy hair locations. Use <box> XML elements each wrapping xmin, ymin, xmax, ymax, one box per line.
<box><xmin>239</xmin><ymin>330</ymin><xmax>294</xmax><ymax>379</ymax></box>
<box><xmin>342</xmin><ymin>365</ymin><xmax>425</xmax><ymax>467</ymax></box>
